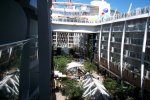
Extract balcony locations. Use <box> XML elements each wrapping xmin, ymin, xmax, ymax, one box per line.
<box><xmin>52</xmin><ymin>6</ymin><xmax>150</xmax><ymax>24</ymax></box>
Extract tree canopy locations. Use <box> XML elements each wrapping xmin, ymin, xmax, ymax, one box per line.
<box><xmin>53</xmin><ymin>55</ymin><xmax>72</xmax><ymax>73</ymax></box>
<box><xmin>84</xmin><ymin>60</ymin><xmax>97</xmax><ymax>72</ymax></box>
<box><xmin>60</xmin><ymin>79</ymin><xmax>83</xmax><ymax>100</ymax></box>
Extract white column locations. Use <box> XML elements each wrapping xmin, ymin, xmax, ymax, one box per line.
<box><xmin>68</xmin><ymin>32</ymin><xmax>69</xmax><ymax>48</ymax></box>
<box><xmin>9</xmin><ymin>47</ymin><xmax>13</xmax><ymax>59</ymax></box>
<box><xmin>56</xmin><ymin>32</ymin><xmax>58</xmax><ymax>47</ymax></box>
<box><xmin>78</xmin><ymin>33</ymin><xmax>80</xmax><ymax>47</ymax></box>
<box><xmin>98</xmin><ymin>26</ymin><xmax>103</xmax><ymax>63</ymax></box>
<box><xmin>107</xmin><ymin>24</ymin><xmax>112</xmax><ymax>70</ymax></box>
<box><xmin>120</xmin><ymin>21</ymin><xmax>127</xmax><ymax>78</ymax></box>
<box><xmin>0</xmin><ymin>50</ymin><xmax>2</xmax><ymax>58</ymax></box>
<box><xmin>73</xmin><ymin>33</ymin><xmax>76</xmax><ymax>46</ymax></box>
<box><xmin>140</xmin><ymin>18</ymin><xmax>149</xmax><ymax>99</ymax></box>
<box><xmin>35</xmin><ymin>41</ymin><xmax>38</xmax><ymax>59</ymax></box>
<box><xmin>36</xmin><ymin>50</ymin><xmax>38</xmax><ymax>60</ymax></box>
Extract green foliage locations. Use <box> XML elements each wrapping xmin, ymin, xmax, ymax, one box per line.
<box><xmin>86</xmin><ymin>37</ymin><xmax>93</xmax><ymax>60</ymax></box>
<box><xmin>61</xmin><ymin>79</ymin><xmax>83</xmax><ymax>100</ymax></box>
<box><xmin>103</xmin><ymin>77</ymin><xmax>135</xmax><ymax>100</ymax></box>
<box><xmin>9</xmin><ymin>58</ymin><xmax>21</xmax><ymax>68</ymax></box>
<box><xmin>84</xmin><ymin>60</ymin><xmax>97</xmax><ymax>72</ymax></box>
<box><xmin>53</xmin><ymin>55</ymin><xmax>72</xmax><ymax>73</ymax></box>
<box><xmin>103</xmin><ymin>78</ymin><xmax>118</xmax><ymax>93</ymax></box>
<box><xmin>126</xmin><ymin>96</ymin><xmax>134</xmax><ymax>100</ymax></box>
<box><xmin>7</xmin><ymin>52</ymin><xmax>21</xmax><ymax>70</ymax></box>
<box><xmin>115</xmin><ymin>82</ymin><xmax>135</xmax><ymax>99</ymax></box>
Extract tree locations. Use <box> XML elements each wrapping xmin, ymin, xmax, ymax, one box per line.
<box><xmin>53</xmin><ymin>55</ymin><xmax>72</xmax><ymax>73</ymax></box>
<box><xmin>115</xmin><ymin>82</ymin><xmax>135</xmax><ymax>99</ymax></box>
<box><xmin>85</xmin><ymin>34</ymin><xmax>94</xmax><ymax>62</ymax></box>
<box><xmin>103</xmin><ymin>78</ymin><xmax>118</xmax><ymax>94</ymax></box>
<box><xmin>61</xmin><ymin>79</ymin><xmax>83</xmax><ymax>100</ymax></box>
<box><xmin>84</xmin><ymin>60</ymin><xmax>97</xmax><ymax>73</ymax></box>
<box><xmin>103</xmin><ymin>77</ymin><xmax>136</xmax><ymax>100</ymax></box>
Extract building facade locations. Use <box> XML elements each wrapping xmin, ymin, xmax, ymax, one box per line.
<box><xmin>51</xmin><ymin>1</ymin><xmax>150</xmax><ymax>95</ymax></box>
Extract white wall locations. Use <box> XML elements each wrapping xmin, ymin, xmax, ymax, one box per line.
<box><xmin>90</xmin><ymin>0</ymin><xmax>111</xmax><ymax>16</ymax></box>
<box><xmin>52</xmin><ymin>24</ymin><xmax>98</xmax><ymax>33</ymax></box>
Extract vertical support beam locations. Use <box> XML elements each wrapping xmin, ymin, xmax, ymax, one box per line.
<box><xmin>75</xmin><ymin>33</ymin><xmax>77</xmax><ymax>46</ymax></box>
<box><xmin>78</xmin><ymin>33</ymin><xmax>80</xmax><ymax>47</ymax></box>
<box><xmin>37</xmin><ymin>0</ymin><xmax>52</xmax><ymax>100</ymax></box>
<box><xmin>68</xmin><ymin>32</ymin><xmax>69</xmax><ymax>48</ymax></box>
<box><xmin>73</xmin><ymin>33</ymin><xmax>75</xmax><ymax>46</ymax></box>
<box><xmin>0</xmin><ymin>50</ymin><xmax>2</xmax><ymax>58</ymax></box>
<box><xmin>56</xmin><ymin>32</ymin><xmax>58</xmax><ymax>47</ymax></box>
<box><xmin>8</xmin><ymin>47</ymin><xmax>13</xmax><ymax>59</ymax></box>
<box><xmin>91</xmin><ymin>33</ymin><xmax>96</xmax><ymax>61</ymax></box>
<box><xmin>35</xmin><ymin>41</ymin><xmax>39</xmax><ymax>59</ymax></box>
<box><xmin>107</xmin><ymin>24</ymin><xmax>112</xmax><ymax>70</ymax></box>
<box><xmin>98</xmin><ymin>25</ymin><xmax>103</xmax><ymax>63</ymax></box>
<box><xmin>140</xmin><ymin>18</ymin><xmax>149</xmax><ymax>100</ymax></box>
<box><xmin>120</xmin><ymin>21</ymin><xmax>127</xmax><ymax>78</ymax></box>
<box><xmin>19</xmin><ymin>42</ymin><xmax>30</xmax><ymax>100</ymax></box>
<box><xmin>19</xmin><ymin>9</ymin><xmax>31</xmax><ymax>100</ymax></box>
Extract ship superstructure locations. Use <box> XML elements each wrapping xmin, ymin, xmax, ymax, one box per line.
<box><xmin>51</xmin><ymin>0</ymin><xmax>111</xmax><ymax>48</ymax></box>
<box><xmin>52</xmin><ymin>0</ymin><xmax>111</xmax><ymax>23</ymax></box>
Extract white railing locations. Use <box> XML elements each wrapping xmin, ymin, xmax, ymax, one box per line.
<box><xmin>52</xmin><ymin>17</ymin><xmax>98</xmax><ymax>23</ymax></box>
<box><xmin>52</xmin><ymin>7</ymin><xmax>150</xmax><ymax>24</ymax></box>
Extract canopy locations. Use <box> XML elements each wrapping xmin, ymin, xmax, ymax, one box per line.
<box><xmin>66</xmin><ymin>61</ymin><xmax>84</xmax><ymax>70</ymax></box>
<box><xmin>54</xmin><ymin>71</ymin><xmax>66</xmax><ymax>77</ymax></box>
<box><xmin>82</xmin><ymin>73</ymin><xmax>109</xmax><ymax>100</ymax></box>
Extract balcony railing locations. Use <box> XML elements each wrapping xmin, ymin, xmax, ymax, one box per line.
<box><xmin>52</xmin><ymin>17</ymin><xmax>98</xmax><ymax>23</ymax></box>
<box><xmin>0</xmin><ymin>37</ymin><xmax>38</xmax><ymax>99</ymax></box>
<box><xmin>0</xmin><ymin>38</ymin><xmax>38</xmax><ymax>69</ymax></box>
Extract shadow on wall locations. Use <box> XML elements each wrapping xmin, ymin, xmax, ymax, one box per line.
<box><xmin>0</xmin><ymin>0</ymin><xmax>27</xmax><ymax>44</ymax></box>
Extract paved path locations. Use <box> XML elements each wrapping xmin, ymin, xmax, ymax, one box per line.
<box><xmin>55</xmin><ymin>92</ymin><xmax>66</xmax><ymax>100</ymax></box>
<box><xmin>92</xmin><ymin>72</ymin><xmax>104</xmax><ymax>82</ymax></box>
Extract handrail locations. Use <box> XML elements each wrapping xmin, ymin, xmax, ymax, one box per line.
<box><xmin>52</xmin><ymin>6</ymin><xmax>150</xmax><ymax>24</ymax></box>
<box><xmin>0</xmin><ymin>38</ymin><xmax>37</xmax><ymax>48</ymax></box>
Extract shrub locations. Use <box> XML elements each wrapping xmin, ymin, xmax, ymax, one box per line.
<box><xmin>84</xmin><ymin>60</ymin><xmax>97</xmax><ymax>72</ymax></box>
<box><xmin>103</xmin><ymin>77</ymin><xmax>136</xmax><ymax>100</ymax></box>
<box><xmin>54</xmin><ymin>55</ymin><xmax>72</xmax><ymax>73</ymax></box>
<box><xmin>61</xmin><ymin>79</ymin><xmax>83</xmax><ymax>100</ymax></box>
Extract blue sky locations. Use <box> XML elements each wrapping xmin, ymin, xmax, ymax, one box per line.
<box><xmin>57</xmin><ymin>0</ymin><xmax>150</xmax><ymax>13</ymax></box>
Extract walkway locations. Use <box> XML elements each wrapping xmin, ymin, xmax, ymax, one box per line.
<box><xmin>55</xmin><ymin>92</ymin><xmax>66</xmax><ymax>100</ymax></box>
<box><xmin>92</xmin><ymin>72</ymin><xmax>104</xmax><ymax>82</ymax></box>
